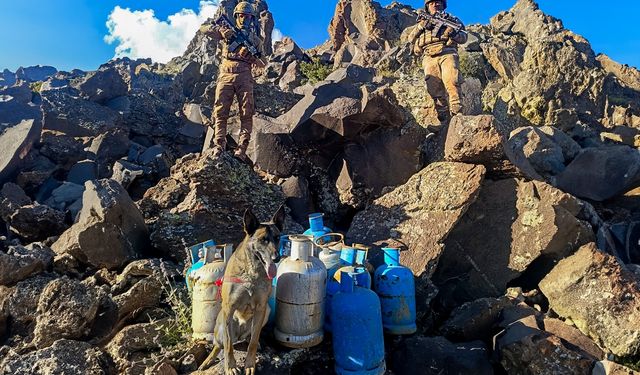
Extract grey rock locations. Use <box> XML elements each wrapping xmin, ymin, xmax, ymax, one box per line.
<box><xmin>0</xmin><ymin>339</ymin><xmax>110</xmax><ymax>375</ymax></box>
<box><xmin>281</xmin><ymin>176</ymin><xmax>314</xmax><ymax>225</ymax></box>
<box><xmin>67</xmin><ymin>160</ymin><xmax>98</xmax><ymax>185</ymax></box>
<box><xmin>441</xmin><ymin>297</ymin><xmax>513</xmax><ymax>342</ymax></box>
<box><xmin>44</xmin><ymin>182</ymin><xmax>85</xmax><ymax>211</ymax></box>
<box><xmin>9</xmin><ymin>204</ymin><xmax>67</xmax><ymax>242</ymax></box>
<box><xmin>33</xmin><ymin>277</ymin><xmax>100</xmax><ymax>349</ymax></box>
<box><xmin>52</xmin><ymin>179</ymin><xmax>149</xmax><ymax>270</ymax></box>
<box><xmin>0</xmin><ymin>244</ymin><xmax>54</xmax><ymax>286</ymax></box>
<box><xmin>75</xmin><ymin>66</ymin><xmax>129</xmax><ymax>104</ymax></box>
<box><xmin>539</xmin><ymin>243</ymin><xmax>640</xmax><ymax>358</ymax></box>
<box><xmin>0</xmin><ymin>182</ymin><xmax>32</xmax><ymax>221</ymax></box>
<box><xmin>39</xmin><ymin>131</ymin><xmax>87</xmax><ymax>166</ymax></box>
<box><xmin>556</xmin><ymin>145</ymin><xmax>640</xmax><ymax>201</ymax></box>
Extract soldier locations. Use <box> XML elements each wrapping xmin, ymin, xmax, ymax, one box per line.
<box><xmin>200</xmin><ymin>1</ymin><xmax>265</xmax><ymax>163</ymax></box>
<box><xmin>410</xmin><ymin>0</ymin><xmax>467</xmax><ymax>123</ymax></box>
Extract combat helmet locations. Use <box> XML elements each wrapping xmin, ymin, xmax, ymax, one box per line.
<box><xmin>425</xmin><ymin>0</ymin><xmax>447</xmax><ymax>9</ymax></box>
<box><xmin>233</xmin><ymin>1</ymin><xmax>255</xmax><ymax>17</ymax></box>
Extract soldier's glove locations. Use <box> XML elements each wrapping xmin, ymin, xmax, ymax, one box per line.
<box><xmin>422</xmin><ymin>20</ymin><xmax>435</xmax><ymax>31</ymax></box>
<box><xmin>238</xmin><ymin>47</ymin><xmax>252</xmax><ymax>59</ymax></box>
<box><xmin>442</xmin><ymin>26</ymin><xmax>457</xmax><ymax>39</ymax></box>
<box><xmin>220</xmin><ymin>26</ymin><xmax>235</xmax><ymax>41</ymax></box>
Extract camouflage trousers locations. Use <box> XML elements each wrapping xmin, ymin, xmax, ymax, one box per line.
<box><xmin>422</xmin><ymin>52</ymin><xmax>462</xmax><ymax>117</ymax></box>
<box><xmin>213</xmin><ymin>70</ymin><xmax>255</xmax><ymax>153</ymax></box>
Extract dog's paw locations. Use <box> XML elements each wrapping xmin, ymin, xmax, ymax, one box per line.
<box><xmin>226</xmin><ymin>368</ymin><xmax>242</xmax><ymax>375</ymax></box>
<box><xmin>245</xmin><ymin>367</ymin><xmax>255</xmax><ymax>375</ymax></box>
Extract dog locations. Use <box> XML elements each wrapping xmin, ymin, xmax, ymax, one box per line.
<box><xmin>199</xmin><ymin>205</ymin><xmax>284</xmax><ymax>374</ymax></box>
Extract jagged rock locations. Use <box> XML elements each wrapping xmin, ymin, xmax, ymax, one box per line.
<box><xmin>272</xmin><ymin>37</ymin><xmax>307</xmax><ymax>63</ymax></box>
<box><xmin>389</xmin><ymin>336</ymin><xmax>493</xmax><ymax>375</ymax></box>
<box><xmin>52</xmin><ymin>179</ymin><xmax>149</xmax><ymax>270</ymax></box>
<box><xmin>284</xmin><ymin>79</ymin><xmax>404</xmax><ymax>145</ymax></box>
<box><xmin>113</xmin><ymin>276</ymin><xmax>162</xmax><ymax>321</ymax></box>
<box><xmin>33</xmin><ymin>277</ymin><xmax>100</xmax><ymax>349</ymax></box>
<box><xmin>89</xmin><ymin>128</ymin><xmax>131</xmax><ymax>176</ymax></box>
<box><xmin>0</xmin><ymin>182</ymin><xmax>32</xmax><ymax>221</ymax></box>
<box><xmin>75</xmin><ymin>65</ymin><xmax>129</xmax><ymax>104</ymax></box>
<box><xmin>278</xmin><ymin>60</ymin><xmax>304</xmax><ymax>92</ymax></box>
<box><xmin>0</xmin><ymin>339</ymin><xmax>112</xmax><ymax>375</ymax></box>
<box><xmin>6</xmin><ymin>275</ymin><xmax>55</xmax><ymax>331</ymax></box>
<box><xmin>505</xmin><ymin>126</ymin><xmax>582</xmax><ymax>180</ymax></box>
<box><xmin>281</xmin><ymin>176</ymin><xmax>314</xmax><ymax>225</ymax></box>
<box><xmin>555</xmin><ymin>145</ymin><xmax>640</xmax><ymax>201</ymax></box>
<box><xmin>106</xmin><ymin>319</ymin><xmax>171</xmax><ymax>372</ymax></box>
<box><xmin>495</xmin><ymin>319</ymin><xmax>595</xmax><ymax>374</ymax></box>
<box><xmin>41</xmin><ymin>87</ymin><xmax>122</xmax><ymax>137</ymax></box>
<box><xmin>249</xmin><ymin>117</ymin><xmax>297</xmax><ymax>177</ymax></box>
<box><xmin>328</xmin><ymin>0</ymin><xmax>416</xmax><ymax>67</ymax></box>
<box><xmin>597</xmin><ymin>54</ymin><xmax>640</xmax><ymax>93</ymax></box>
<box><xmin>0</xmin><ymin>83</ymin><xmax>44</xmax><ymax>185</ymax></box>
<box><xmin>140</xmin><ymin>151</ymin><xmax>286</xmax><ymax>261</ymax></box>
<box><xmin>39</xmin><ymin>131</ymin><xmax>87</xmax><ymax>166</ymax></box>
<box><xmin>0</xmin><ymin>285</ymin><xmax>9</xmax><ymax>338</ymax></box>
<box><xmin>433</xmin><ymin>178</ymin><xmax>593</xmax><ymax>306</ymax></box>
<box><xmin>543</xmin><ymin>318</ymin><xmax>605</xmax><ymax>360</ymax></box>
<box><xmin>0</xmin><ymin>244</ymin><xmax>54</xmax><ymax>286</ymax></box>
<box><xmin>15</xmin><ymin>154</ymin><xmax>57</xmax><ymax>195</ymax></box>
<box><xmin>9</xmin><ymin>204</ymin><xmax>67</xmax><ymax>242</ymax></box>
<box><xmin>347</xmin><ymin>162</ymin><xmax>485</xmax><ymax>280</ymax></box>
<box><xmin>539</xmin><ymin>243</ymin><xmax>640</xmax><ymax>358</ymax></box>
<box><xmin>15</xmin><ymin>65</ymin><xmax>58</xmax><ymax>82</ymax></box>
<box><xmin>444</xmin><ymin>115</ymin><xmax>510</xmax><ymax>171</ymax></box>
<box><xmin>336</xmin><ymin>124</ymin><xmax>426</xmax><ymax>209</ymax></box>
<box><xmin>111</xmin><ymin>159</ymin><xmax>145</xmax><ymax>189</ymax></box>
<box><xmin>440</xmin><ymin>297</ymin><xmax>514</xmax><ymax>342</ymax></box>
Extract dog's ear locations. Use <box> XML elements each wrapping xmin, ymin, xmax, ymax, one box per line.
<box><xmin>243</xmin><ymin>208</ymin><xmax>260</xmax><ymax>235</ymax></box>
<box><xmin>272</xmin><ymin>204</ymin><xmax>285</xmax><ymax>232</ymax></box>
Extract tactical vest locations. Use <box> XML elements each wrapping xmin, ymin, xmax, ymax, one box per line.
<box><xmin>415</xmin><ymin>29</ymin><xmax>457</xmax><ymax>57</ymax></box>
<box><xmin>220</xmin><ymin>29</ymin><xmax>263</xmax><ymax>74</ymax></box>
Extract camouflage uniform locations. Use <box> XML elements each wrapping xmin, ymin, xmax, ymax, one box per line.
<box><xmin>203</xmin><ymin>16</ymin><xmax>264</xmax><ymax>157</ymax></box>
<box><xmin>410</xmin><ymin>10</ymin><xmax>467</xmax><ymax>120</ymax></box>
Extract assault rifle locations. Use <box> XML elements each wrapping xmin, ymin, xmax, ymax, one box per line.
<box><xmin>417</xmin><ymin>10</ymin><xmax>463</xmax><ymax>37</ymax></box>
<box><xmin>215</xmin><ymin>14</ymin><xmax>266</xmax><ymax>66</ymax></box>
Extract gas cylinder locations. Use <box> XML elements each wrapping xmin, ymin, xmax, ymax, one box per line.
<box><xmin>268</xmin><ymin>234</ymin><xmax>293</xmax><ymax>326</ymax></box>
<box><xmin>325</xmin><ymin>246</ymin><xmax>357</xmax><ymax>332</ymax></box>
<box><xmin>334</xmin><ymin>244</ymin><xmax>372</xmax><ymax>289</ymax></box>
<box><xmin>315</xmin><ymin>233</ymin><xmax>344</xmax><ymax>273</ymax></box>
<box><xmin>303</xmin><ymin>213</ymin><xmax>332</xmax><ymax>254</ymax></box>
<box><xmin>274</xmin><ymin>235</ymin><xmax>327</xmax><ymax>348</ymax></box>
<box><xmin>331</xmin><ymin>270</ymin><xmax>386</xmax><ymax>375</ymax></box>
<box><xmin>191</xmin><ymin>244</ymin><xmax>233</xmax><ymax>341</ymax></box>
<box><xmin>186</xmin><ymin>239</ymin><xmax>216</xmax><ymax>291</ymax></box>
<box><xmin>374</xmin><ymin>247</ymin><xmax>417</xmax><ymax>335</ymax></box>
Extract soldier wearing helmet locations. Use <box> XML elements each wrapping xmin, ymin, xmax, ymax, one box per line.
<box><xmin>199</xmin><ymin>1</ymin><xmax>265</xmax><ymax>163</ymax></box>
<box><xmin>409</xmin><ymin>0</ymin><xmax>467</xmax><ymax>124</ymax></box>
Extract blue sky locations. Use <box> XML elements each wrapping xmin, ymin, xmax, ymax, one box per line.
<box><xmin>0</xmin><ymin>0</ymin><xmax>638</xmax><ymax>72</ymax></box>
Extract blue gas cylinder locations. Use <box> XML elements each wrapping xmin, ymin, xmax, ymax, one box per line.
<box><xmin>186</xmin><ymin>239</ymin><xmax>216</xmax><ymax>291</ymax></box>
<box><xmin>303</xmin><ymin>213</ymin><xmax>332</xmax><ymax>244</ymax></box>
<box><xmin>325</xmin><ymin>247</ymin><xmax>356</xmax><ymax>332</ymax></box>
<box><xmin>374</xmin><ymin>248</ymin><xmax>417</xmax><ymax>335</ymax></box>
<box><xmin>331</xmin><ymin>270</ymin><xmax>386</xmax><ymax>375</ymax></box>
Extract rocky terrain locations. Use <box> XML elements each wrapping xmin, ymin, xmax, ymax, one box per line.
<box><xmin>1</xmin><ymin>0</ymin><xmax>640</xmax><ymax>374</ymax></box>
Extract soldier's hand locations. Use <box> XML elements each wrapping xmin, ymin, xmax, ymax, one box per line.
<box><xmin>422</xmin><ymin>20</ymin><xmax>435</xmax><ymax>31</ymax></box>
<box><xmin>220</xmin><ymin>26</ymin><xmax>234</xmax><ymax>40</ymax></box>
<box><xmin>239</xmin><ymin>47</ymin><xmax>251</xmax><ymax>59</ymax></box>
<box><xmin>442</xmin><ymin>26</ymin><xmax>456</xmax><ymax>39</ymax></box>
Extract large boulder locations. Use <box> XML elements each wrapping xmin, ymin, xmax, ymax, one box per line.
<box><xmin>74</xmin><ymin>65</ymin><xmax>129</xmax><ymax>104</ymax></box>
<box><xmin>41</xmin><ymin>87</ymin><xmax>122</xmax><ymax>137</ymax></box>
<box><xmin>0</xmin><ymin>83</ymin><xmax>43</xmax><ymax>185</ymax></box>
<box><xmin>0</xmin><ymin>182</ymin><xmax>32</xmax><ymax>221</ymax></box>
<box><xmin>433</xmin><ymin>178</ymin><xmax>594</xmax><ymax>306</ymax></box>
<box><xmin>32</xmin><ymin>277</ymin><xmax>100</xmax><ymax>349</ymax></box>
<box><xmin>0</xmin><ymin>339</ymin><xmax>111</xmax><ymax>375</ymax></box>
<box><xmin>0</xmin><ymin>244</ymin><xmax>55</xmax><ymax>286</ymax></box>
<box><xmin>539</xmin><ymin>243</ymin><xmax>640</xmax><ymax>358</ymax></box>
<box><xmin>8</xmin><ymin>204</ymin><xmax>67</xmax><ymax>242</ymax></box>
<box><xmin>140</xmin><ymin>151</ymin><xmax>287</xmax><ymax>261</ymax></box>
<box><xmin>555</xmin><ymin>145</ymin><xmax>640</xmax><ymax>201</ymax></box>
<box><xmin>347</xmin><ymin>162</ymin><xmax>486</xmax><ymax>278</ymax></box>
<box><xmin>52</xmin><ymin>179</ymin><xmax>149</xmax><ymax>270</ymax></box>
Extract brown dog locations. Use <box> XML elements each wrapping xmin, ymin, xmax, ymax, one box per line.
<box><xmin>199</xmin><ymin>206</ymin><xmax>284</xmax><ymax>374</ymax></box>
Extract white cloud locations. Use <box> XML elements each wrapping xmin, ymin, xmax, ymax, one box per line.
<box><xmin>104</xmin><ymin>1</ymin><xmax>218</xmax><ymax>63</ymax></box>
<box><xmin>271</xmin><ymin>28</ymin><xmax>284</xmax><ymax>46</ymax></box>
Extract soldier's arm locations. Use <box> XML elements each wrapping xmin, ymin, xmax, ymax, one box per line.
<box><xmin>199</xmin><ymin>24</ymin><xmax>223</xmax><ymax>42</ymax></box>
<box><xmin>449</xmin><ymin>17</ymin><xmax>468</xmax><ymax>44</ymax></box>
